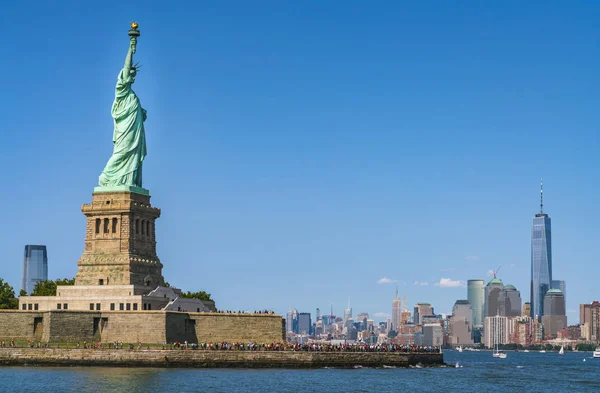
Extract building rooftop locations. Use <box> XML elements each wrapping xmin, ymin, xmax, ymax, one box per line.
<box><xmin>487</xmin><ymin>278</ymin><xmax>503</xmax><ymax>286</ymax></box>
<box><xmin>504</xmin><ymin>284</ymin><xmax>517</xmax><ymax>291</ymax></box>
<box><xmin>546</xmin><ymin>289</ymin><xmax>563</xmax><ymax>295</ymax></box>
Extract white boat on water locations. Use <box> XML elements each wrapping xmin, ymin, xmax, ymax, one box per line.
<box><xmin>457</xmin><ymin>346</ymin><xmax>463</xmax><ymax>353</ymax></box>
<box><xmin>523</xmin><ymin>350</ymin><xmax>530</xmax><ymax>353</ymax></box>
<box><xmin>539</xmin><ymin>350</ymin><xmax>546</xmax><ymax>353</ymax></box>
<box><xmin>593</xmin><ymin>347</ymin><xmax>600</xmax><ymax>358</ymax></box>
<box><xmin>558</xmin><ymin>346</ymin><xmax>564</xmax><ymax>355</ymax></box>
<box><xmin>492</xmin><ymin>323</ymin><xmax>507</xmax><ymax>359</ymax></box>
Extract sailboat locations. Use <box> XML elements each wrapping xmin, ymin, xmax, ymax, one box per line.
<box><xmin>457</xmin><ymin>346</ymin><xmax>463</xmax><ymax>353</ymax></box>
<box><xmin>492</xmin><ymin>323</ymin><xmax>507</xmax><ymax>359</ymax></box>
<box><xmin>558</xmin><ymin>346</ymin><xmax>564</xmax><ymax>355</ymax></box>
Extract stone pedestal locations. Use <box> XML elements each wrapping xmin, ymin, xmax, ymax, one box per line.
<box><xmin>75</xmin><ymin>191</ymin><xmax>164</xmax><ymax>288</ymax></box>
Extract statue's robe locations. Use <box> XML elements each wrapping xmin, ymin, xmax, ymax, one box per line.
<box><xmin>99</xmin><ymin>69</ymin><xmax>147</xmax><ymax>187</ymax></box>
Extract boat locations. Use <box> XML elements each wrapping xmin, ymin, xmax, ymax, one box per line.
<box><xmin>523</xmin><ymin>350</ymin><xmax>530</xmax><ymax>353</ymax></box>
<box><xmin>492</xmin><ymin>324</ymin><xmax>507</xmax><ymax>359</ymax></box>
<box><xmin>593</xmin><ymin>347</ymin><xmax>600</xmax><ymax>358</ymax></box>
<box><xmin>539</xmin><ymin>350</ymin><xmax>546</xmax><ymax>353</ymax></box>
<box><xmin>558</xmin><ymin>346</ymin><xmax>564</xmax><ymax>355</ymax></box>
<box><xmin>457</xmin><ymin>346</ymin><xmax>463</xmax><ymax>353</ymax></box>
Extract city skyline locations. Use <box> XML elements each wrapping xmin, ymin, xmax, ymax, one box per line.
<box><xmin>1</xmin><ymin>2</ymin><xmax>598</xmax><ymax>318</ymax></box>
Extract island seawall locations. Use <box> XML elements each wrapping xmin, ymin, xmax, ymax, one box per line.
<box><xmin>0</xmin><ymin>348</ymin><xmax>443</xmax><ymax>368</ymax></box>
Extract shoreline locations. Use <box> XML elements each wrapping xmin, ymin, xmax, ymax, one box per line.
<box><xmin>0</xmin><ymin>348</ymin><xmax>444</xmax><ymax>369</ymax></box>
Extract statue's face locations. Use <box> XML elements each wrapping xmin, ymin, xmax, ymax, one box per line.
<box><xmin>129</xmin><ymin>68</ymin><xmax>137</xmax><ymax>81</ymax></box>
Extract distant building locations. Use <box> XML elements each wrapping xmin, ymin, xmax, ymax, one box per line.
<box><xmin>484</xmin><ymin>277</ymin><xmax>504</xmax><ymax>317</ymax></box>
<box><xmin>541</xmin><ymin>289</ymin><xmax>566</xmax><ymax>338</ymax></box>
<box><xmin>551</xmin><ymin>280</ymin><xmax>566</xmax><ymax>306</ymax></box>
<box><xmin>531</xmin><ymin>182</ymin><xmax>552</xmax><ymax>321</ymax></box>
<box><xmin>522</xmin><ymin>302</ymin><xmax>531</xmax><ymax>317</ymax></box>
<box><xmin>357</xmin><ymin>312</ymin><xmax>369</xmax><ymax>330</ymax></box>
<box><xmin>414</xmin><ymin>303</ymin><xmax>434</xmax><ymax>325</ymax></box>
<box><xmin>297</xmin><ymin>312</ymin><xmax>311</xmax><ymax>335</ymax></box>
<box><xmin>503</xmin><ymin>285</ymin><xmax>522</xmax><ymax>317</ymax></box>
<box><xmin>401</xmin><ymin>311</ymin><xmax>411</xmax><ymax>325</ymax></box>
<box><xmin>484</xmin><ymin>315</ymin><xmax>509</xmax><ymax>348</ymax></box>
<box><xmin>510</xmin><ymin>316</ymin><xmax>534</xmax><ymax>347</ymax></box>
<box><xmin>580</xmin><ymin>301</ymin><xmax>600</xmax><ymax>341</ymax></box>
<box><xmin>450</xmin><ymin>300</ymin><xmax>473</xmax><ymax>345</ymax></box>
<box><xmin>286</xmin><ymin>309</ymin><xmax>298</xmax><ymax>333</ymax></box>
<box><xmin>22</xmin><ymin>245</ymin><xmax>48</xmax><ymax>294</ymax></box>
<box><xmin>392</xmin><ymin>287</ymin><xmax>401</xmax><ymax>331</ymax></box>
<box><xmin>484</xmin><ymin>277</ymin><xmax>521</xmax><ymax>318</ymax></box>
<box><xmin>467</xmin><ymin>279</ymin><xmax>485</xmax><ymax>328</ymax></box>
<box><xmin>343</xmin><ymin>305</ymin><xmax>352</xmax><ymax>327</ymax></box>
<box><xmin>422</xmin><ymin>324</ymin><xmax>443</xmax><ymax>347</ymax></box>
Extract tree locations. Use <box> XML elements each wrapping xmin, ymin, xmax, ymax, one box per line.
<box><xmin>31</xmin><ymin>278</ymin><xmax>75</xmax><ymax>296</ymax></box>
<box><xmin>0</xmin><ymin>279</ymin><xmax>19</xmax><ymax>309</ymax></box>
<box><xmin>180</xmin><ymin>290</ymin><xmax>212</xmax><ymax>301</ymax></box>
<box><xmin>19</xmin><ymin>289</ymin><xmax>27</xmax><ymax>297</ymax></box>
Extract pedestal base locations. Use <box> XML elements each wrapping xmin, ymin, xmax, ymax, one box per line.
<box><xmin>94</xmin><ymin>185</ymin><xmax>149</xmax><ymax>196</ymax></box>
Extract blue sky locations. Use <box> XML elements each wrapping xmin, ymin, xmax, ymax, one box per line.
<box><xmin>0</xmin><ymin>1</ymin><xmax>598</xmax><ymax>322</ymax></box>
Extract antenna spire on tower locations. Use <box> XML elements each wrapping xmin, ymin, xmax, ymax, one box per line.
<box><xmin>395</xmin><ymin>285</ymin><xmax>398</xmax><ymax>299</ymax></box>
<box><xmin>540</xmin><ymin>179</ymin><xmax>543</xmax><ymax>214</ymax></box>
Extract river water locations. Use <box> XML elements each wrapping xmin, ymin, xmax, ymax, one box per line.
<box><xmin>0</xmin><ymin>351</ymin><xmax>597</xmax><ymax>392</ymax></box>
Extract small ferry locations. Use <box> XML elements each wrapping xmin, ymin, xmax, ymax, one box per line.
<box><xmin>593</xmin><ymin>347</ymin><xmax>600</xmax><ymax>358</ymax></box>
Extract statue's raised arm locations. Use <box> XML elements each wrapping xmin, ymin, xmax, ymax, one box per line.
<box><xmin>97</xmin><ymin>23</ymin><xmax>148</xmax><ymax>193</ymax></box>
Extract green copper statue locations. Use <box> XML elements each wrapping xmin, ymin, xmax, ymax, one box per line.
<box><xmin>97</xmin><ymin>23</ymin><xmax>148</xmax><ymax>194</ymax></box>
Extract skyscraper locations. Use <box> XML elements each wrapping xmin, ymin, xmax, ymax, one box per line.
<box><xmin>484</xmin><ymin>277</ymin><xmax>504</xmax><ymax>317</ymax></box>
<box><xmin>503</xmin><ymin>285</ymin><xmax>522</xmax><ymax>317</ymax></box>
<box><xmin>541</xmin><ymin>289</ymin><xmax>566</xmax><ymax>338</ymax></box>
<box><xmin>450</xmin><ymin>300</ymin><xmax>474</xmax><ymax>345</ymax></box>
<box><xmin>297</xmin><ymin>312</ymin><xmax>312</xmax><ymax>335</ymax></box>
<box><xmin>467</xmin><ymin>279</ymin><xmax>485</xmax><ymax>328</ymax></box>
<box><xmin>343</xmin><ymin>299</ymin><xmax>352</xmax><ymax>327</ymax></box>
<box><xmin>531</xmin><ymin>181</ymin><xmax>552</xmax><ymax>321</ymax></box>
<box><xmin>392</xmin><ymin>287</ymin><xmax>401</xmax><ymax>331</ymax></box>
<box><xmin>414</xmin><ymin>303</ymin><xmax>434</xmax><ymax>325</ymax></box>
<box><xmin>551</xmin><ymin>280</ymin><xmax>566</xmax><ymax>306</ymax></box>
<box><xmin>21</xmin><ymin>245</ymin><xmax>48</xmax><ymax>294</ymax></box>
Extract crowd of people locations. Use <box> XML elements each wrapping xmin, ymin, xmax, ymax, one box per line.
<box><xmin>1</xmin><ymin>340</ymin><xmax>438</xmax><ymax>353</ymax></box>
<box><xmin>208</xmin><ymin>310</ymin><xmax>276</xmax><ymax>315</ymax></box>
<box><xmin>171</xmin><ymin>342</ymin><xmax>439</xmax><ymax>353</ymax></box>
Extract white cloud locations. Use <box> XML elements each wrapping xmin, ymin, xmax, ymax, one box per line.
<box><xmin>435</xmin><ymin>278</ymin><xmax>467</xmax><ymax>288</ymax></box>
<box><xmin>377</xmin><ymin>277</ymin><xmax>398</xmax><ymax>284</ymax></box>
<box><xmin>413</xmin><ymin>281</ymin><xmax>429</xmax><ymax>286</ymax></box>
<box><xmin>465</xmin><ymin>256</ymin><xmax>480</xmax><ymax>261</ymax></box>
<box><xmin>487</xmin><ymin>269</ymin><xmax>495</xmax><ymax>276</ymax></box>
<box><xmin>373</xmin><ymin>312</ymin><xmax>391</xmax><ymax>319</ymax></box>
<box><xmin>567</xmin><ymin>309</ymin><xmax>577</xmax><ymax>314</ymax></box>
<box><xmin>440</xmin><ymin>268</ymin><xmax>455</xmax><ymax>272</ymax></box>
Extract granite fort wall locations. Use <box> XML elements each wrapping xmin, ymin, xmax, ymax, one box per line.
<box><xmin>0</xmin><ymin>311</ymin><xmax>283</xmax><ymax>344</ymax></box>
<box><xmin>0</xmin><ymin>348</ymin><xmax>443</xmax><ymax>368</ymax></box>
<box><xmin>0</xmin><ymin>311</ymin><xmax>44</xmax><ymax>341</ymax></box>
<box><xmin>187</xmin><ymin>313</ymin><xmax>284</xmax><ymax>344</ymax></box>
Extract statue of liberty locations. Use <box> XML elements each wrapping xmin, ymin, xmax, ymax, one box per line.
<box><xmin>98</xmin><ymin>23</ymin><xmax>148</xmax><ymax>192</ymax></box>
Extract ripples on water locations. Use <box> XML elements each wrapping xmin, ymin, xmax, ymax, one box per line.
<box><xmin>0</xmin><ymin>351</ymin><xmax>598</xmax><ymax>392</ymax></box>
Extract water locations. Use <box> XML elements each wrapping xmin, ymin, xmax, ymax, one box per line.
<box><xmin>0</xmin><ymin>351</ymin><xmax>597</xmax><ymax>392</ymax></box>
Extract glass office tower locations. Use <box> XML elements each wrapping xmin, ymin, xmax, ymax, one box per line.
<box><xmin>22</xmin><ymin>245</ymin><xmax>48</xmax><ymax>294</ymax></box>
<box><xmin>531</xmin><ymin>186</ymin><xmax>552</xmax><ymax>321</ymax></box>
<box><xmin>467</xmin><ymin>279</ymin><xmax>485</xmax><ymax>328</ymax></box>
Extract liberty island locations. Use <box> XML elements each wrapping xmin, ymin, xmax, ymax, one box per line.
<box><xmin>0</xmin><ymin>23</ymin><xmax>442</xmax><ymax>368</ymax></box>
